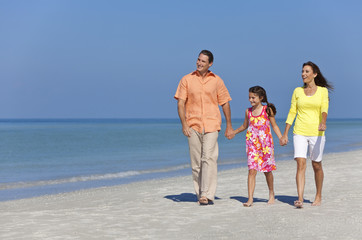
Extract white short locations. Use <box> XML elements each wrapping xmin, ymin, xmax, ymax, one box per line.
<box><xmin>293</xmin><ymin>134</ymin><xmax>326</xmax><ymax>162</ymax></box>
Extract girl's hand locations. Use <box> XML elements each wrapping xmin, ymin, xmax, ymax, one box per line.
<box><xmin>318</xmin><ymin>123</ymin><xmax>327</xmax><ymax>131</ymax></box>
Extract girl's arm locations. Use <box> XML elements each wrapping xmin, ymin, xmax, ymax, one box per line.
<box><xmin>233</xmin><ymin>109</ymin><xmax>249</xmax><ymax>135</ymax></box>
<box><xmin>268</xmin><ymin>108</ymin><xmax>282</xmax><ymax>139</ymax></box>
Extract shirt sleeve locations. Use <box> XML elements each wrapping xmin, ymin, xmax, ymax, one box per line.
<box><xmin>321</xmin><ymin>87</ymin><xmax>329</xmax><ymax>114</ymax></box>
<box><xmin>174</xmin><ymin>76</ymin><xmax>188</xmax><ymax>101</ymax></box>
<box><xmin>216</xmin><ymin>77</ymin><xmax>232</xmax><ymax>105</ymax></box>
<box><xmin>286</xmin><ymin>88</ymin><xmax>297</xmax><ymax>125</ymax></box>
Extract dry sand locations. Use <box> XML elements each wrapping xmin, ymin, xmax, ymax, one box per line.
<box><xmin>1</xmin><ymin>150</ymin><xmax>362</xmax><ymax>240</ymax></box>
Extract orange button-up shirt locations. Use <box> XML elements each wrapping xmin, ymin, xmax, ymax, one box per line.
<box><xmin>174</xmin><ymin>71</ymin><xmax>232</xmax><ymax>133</ymax></box>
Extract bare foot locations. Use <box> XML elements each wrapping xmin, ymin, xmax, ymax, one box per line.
<box><xmin>294</xmin><ymin>200</ymin><xmax>303</xmax><ymax>208</ymax></box>
<box><xmin>267</xmin><ymin>196</ymin><xmax>275</xmax><ymax>205</ymax></box>
<box><xmin>312</xmin><ymin>199</ymin><xmax>321</xmax><ymax>206</ymax></box>
<box><xmin>243</xmin><ymin>201</ymin><xmax>253</xmax><ymax>207</ymax></box>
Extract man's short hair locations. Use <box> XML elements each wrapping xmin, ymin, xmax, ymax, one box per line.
<box><xmin>199</xmin><ymin>50</ymin><xmax>214</xmax><ymax>63</ymax></box>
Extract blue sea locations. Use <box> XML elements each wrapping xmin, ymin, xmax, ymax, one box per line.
<box><xmin>1</xmin><ymin>118</ymin><xmax>362</xmax><ymax>201</ymax></box>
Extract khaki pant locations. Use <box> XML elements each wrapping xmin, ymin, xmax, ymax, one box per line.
<box><xmin>188</xmin><ymin>128</ymin><xmax>218</xmax><ymax>201</ymax></box>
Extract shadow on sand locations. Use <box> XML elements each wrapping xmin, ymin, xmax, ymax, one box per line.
<box><xmin>230</xmin><ymin>196</ymin><xmax>267</xmax><ymax>203</ymax></box>
<box><xmin>275</xmin><ymin>195</ymin><xmax>312</xmax><ymax>206</ymax></box>
<box><xmin>231</xmin><ymin>195</ymin><xmax>312</xmax><ymax>206</ymax></box>
<box><xmin>164</xmin><ymin>193</ymin><xmax>312</xmax><ymax>206</ymax></box>
<box><xmin>164</xmin><ymin>193</ymin><xmax>221</xmax><ymax>202</ymax></box>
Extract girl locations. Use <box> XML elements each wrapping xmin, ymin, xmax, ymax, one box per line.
<box><xmin>232</xmin><ymin>86</ymin><xmax>283</xmax><ymax>207</ymax></box>
<box><xmin>280</xmin><ymin>61</ymin><xmax>333</xmax><ymax>208</ymax></box>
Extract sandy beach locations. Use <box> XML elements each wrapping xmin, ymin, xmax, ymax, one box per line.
<box><xmin>1</xmin><ymin>150</ymin><xmax>361</xmax><ymax>240</ymax></box>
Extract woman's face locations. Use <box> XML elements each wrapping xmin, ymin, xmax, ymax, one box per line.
<box><xmin>302</xmin><ymin>65</ymin><xmax>317</xmax><ymax>85</ymax></box>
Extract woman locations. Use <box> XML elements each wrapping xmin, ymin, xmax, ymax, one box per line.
<box><xmin>281</xmin><ymin>61</ymin><xmax>333</xmax><ymax>208</ymax></box>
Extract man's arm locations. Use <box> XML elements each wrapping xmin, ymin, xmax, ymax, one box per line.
<box><xmin>221</xmin><ymin>102</ymin><xmax>234</xmax><ymax>139</ymax></box>
<box><xmin>177</xmin><ymin>99</ymin><xmax>191</xmax><ymax>137</ymax></box>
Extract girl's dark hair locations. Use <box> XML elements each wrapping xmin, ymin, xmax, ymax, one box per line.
<box><xmin>249</xmin><ymin>86</ymin><xmax>276</xmax><ymax>117</ymax></box>
<box><xmin>303</xmin><ymin>61</ymin><xmax>333</xmax><ymax>90</ymax></box>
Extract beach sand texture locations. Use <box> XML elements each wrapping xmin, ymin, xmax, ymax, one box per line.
<box><xmin>0</xmin><ymin>150</ymin><xmax>361</xmax><ymax>240</ymax></box>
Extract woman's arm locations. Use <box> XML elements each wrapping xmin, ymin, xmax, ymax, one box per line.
<box><xmin>281</xmin><ymin>89</ymin><xmax>297</xmax><ymax>146</ymax></box>
<box><xmin>318</xmin><ymin>112</ymin><xmax>328</xmax><ymax>131</ymax></box>
<box><xmin>280</xmin><ymin>123</ymin><xmax>291</xmax><ymax>146</ymax></box>
<box><xmin>319</xmin><ymin>88</ymin><xmax>329</xmax><ymax>131</ymax></box>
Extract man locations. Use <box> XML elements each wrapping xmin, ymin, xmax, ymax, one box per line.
<box><xmin>174</xmin><ymin>50</ymin><xmax>234</xmax><ymax>205</ymax></box>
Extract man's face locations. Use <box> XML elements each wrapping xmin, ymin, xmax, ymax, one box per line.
<box><xmin>196</xmin><ymin>54</ymin><xmax>213</xmax><ymax>73</ymax></box>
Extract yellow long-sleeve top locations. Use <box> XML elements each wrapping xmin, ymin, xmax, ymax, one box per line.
<box><xmin>286</xmin><ymin>86</ymin><xmax>329</xmax><ymax>136</ymax></box>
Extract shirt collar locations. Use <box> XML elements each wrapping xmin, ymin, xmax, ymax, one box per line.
<box><xmin>191</xmin><ymin>70</ymin><xmax>216</xmax><ymax>77</ymax></box>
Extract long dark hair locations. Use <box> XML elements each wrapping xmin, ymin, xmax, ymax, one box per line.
<box><xmin>249</xmin><ymin>86</ymin><xmax>276</xmax><ymax>117</ymax></box>
<box><xmin>303</xmin><ymin>61</ymin><xmax>333</xmax><ymax>90</ymax></box>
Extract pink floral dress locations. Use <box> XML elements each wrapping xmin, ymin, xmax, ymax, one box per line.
<box><xmin>246</xmin><ymin>106</ymin><xmax>276</xmax><ymax>172</ymax></box>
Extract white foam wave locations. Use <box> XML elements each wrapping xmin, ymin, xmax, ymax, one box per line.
<box><xmin>0</xmin><ymin>164</ymin><xmax>189</xmax><ymax>190</ymax></box>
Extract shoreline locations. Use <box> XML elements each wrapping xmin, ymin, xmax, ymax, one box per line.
<box><xmin>1</xmin><ymin>150</ymin><xmax>362</xmax><ymax>239</ymax></box>
<box><xmin>1</xmin><ymin>146</ymin><xmax>361</xmax><ymax>202</ymax></box>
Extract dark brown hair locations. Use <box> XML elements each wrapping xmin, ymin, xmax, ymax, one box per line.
<box><xmin>199</xmin><ymin>50</ymin><xmax>214</xmax><ymax>63</ymax></box>
<box><xmin>249</xmin><ymin>86</ymin><xmax>276</xmax><ymax>117</ymax></box>
<box><xmin>303</xmin><ymin>61</ymin><xmax>333</xmax><ymax>90</ymax></box>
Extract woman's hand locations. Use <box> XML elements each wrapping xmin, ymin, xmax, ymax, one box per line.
<box><xmin>318</xmin><ymin>123</ymin><xmax>327</xmax><ymax>131</ymax></box>
<box><xmin>279</xmin><ymin>135</ymin><xmax>288</xmax><ymax>146</ymax></box>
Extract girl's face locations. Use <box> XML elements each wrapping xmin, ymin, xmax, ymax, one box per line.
<box><xmin>249</xmin><ymin>92</ymin><xmax>262</xmax><ymax>107</ymax></box>
<box><xmin>302</xmin><ymin>65</ymin><xmax>317</xmax><ymax>85</ymax></box>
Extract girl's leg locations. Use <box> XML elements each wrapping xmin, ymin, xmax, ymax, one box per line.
<box><xmin>311</xmin><ymin>161</ymin><xmax>324</xmax><ymax>206</ymax></box>
<box><xmin>295</xmin><ymin>157</ymin><xmax>307</xmax><ymax>207</ymax></box>
<box><xmin>244</xmin><ymin>169</ymin><xmax>257</xmax><ymax>207</ymax></box>
<box><xmin>264</xmin><ymin>171</ymin><xmax>275</xmax><ymax>204</ymax></box>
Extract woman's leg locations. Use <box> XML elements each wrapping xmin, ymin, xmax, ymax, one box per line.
<box><xmin>244</xmin><ymin>169</ymin><xmax>257</xmax><ymax>206</ymax></box>
<box><xmin>264</xmin><ymin>171</ymin><xmax>275</xmax><ymax>204</ymax></box>
<box><xmin>311</xmin><ymin>161</ymin><xmax>324</xmax><ymax>206</ymax></box>
<box><xmin>295</xmin><ymin>157</ymin><xmax>307</xmax><ymax>206</ymax></box>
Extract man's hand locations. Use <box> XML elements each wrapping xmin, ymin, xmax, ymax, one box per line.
<box><xmin>225</xmin><ymin>126</ymin><xmax>235</xmax><ymax>140</ymax></box>
<box><xmin>182</xmin><ymin>124</ymin><xmax>191</xmax><ymax>137</ymax></box>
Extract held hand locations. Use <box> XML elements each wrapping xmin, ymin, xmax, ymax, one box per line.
<box><xmin>225</xmin><ymin>127</ymin><xmax>235</xmax><ymax>140</ymax></box>
<box><xmin>227</xmin><ymin>131</ymin><xmax>236</xmax><ymax>140</ymax></box>
<box><xmin>279</xmin><ymin>136</ymin><xmax>288</xmax><ymax>146</ymax></box>
<box><xmin>284</xmin><ymin>136</ymin><xmax>289</xmax><ymax>145</ymax></box>
<box><xmin>318</xmin><ymin>123</ymin><xmax>327</xmax><ymax>131</ymax></box>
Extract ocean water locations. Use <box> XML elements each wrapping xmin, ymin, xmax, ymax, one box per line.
<box><xmin>0</xmin><ymin>118</ymin><xmax>361</xmax><ymax>201</ymax></box>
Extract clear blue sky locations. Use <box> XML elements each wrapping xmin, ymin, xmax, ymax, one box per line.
<box><xmin>1</xmin><ymin>0</ymin><xmax>361</xmax><ymax>119</ymax></box>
